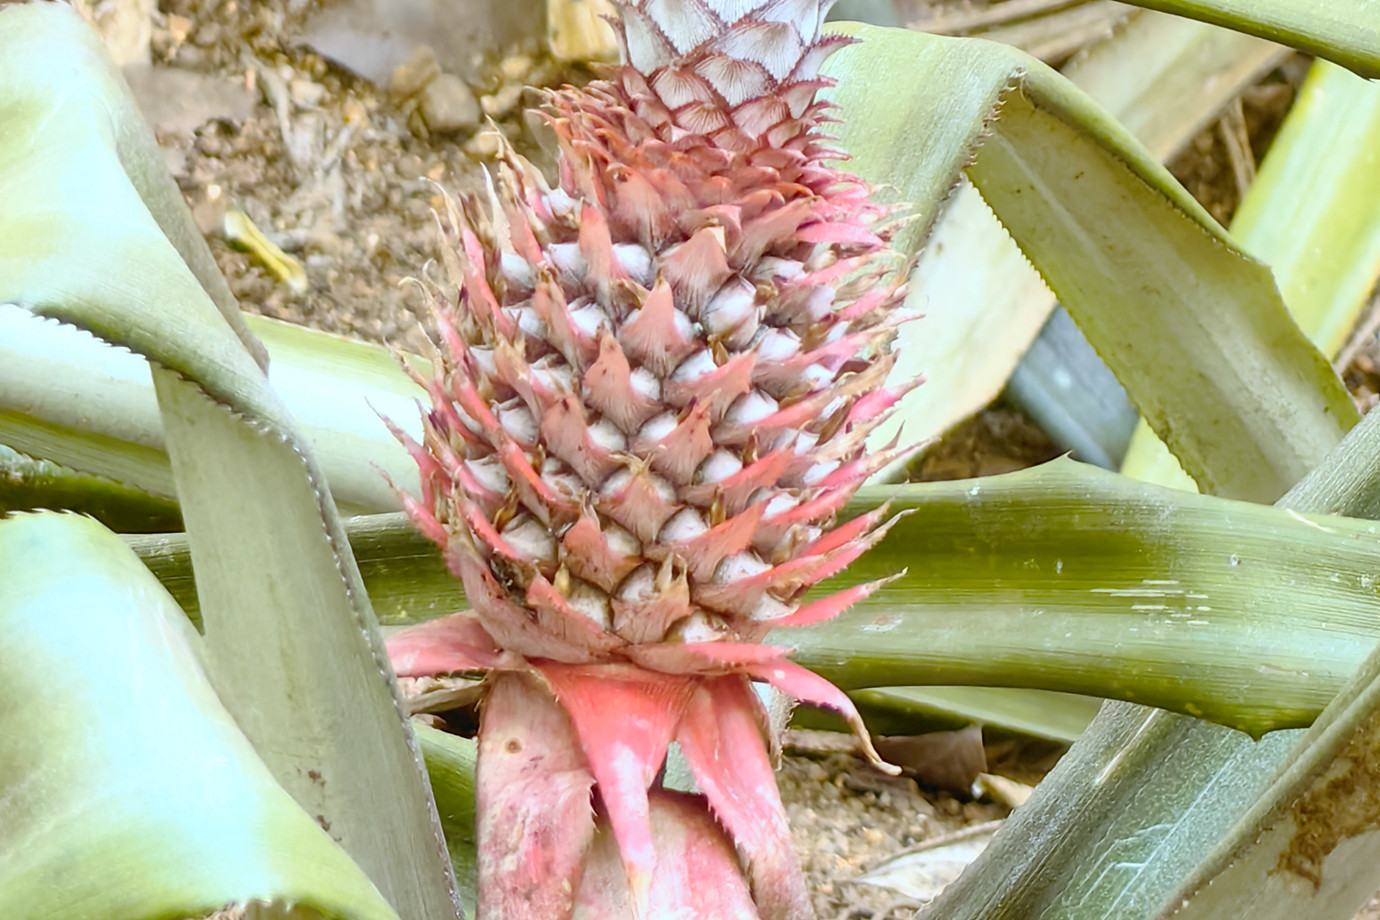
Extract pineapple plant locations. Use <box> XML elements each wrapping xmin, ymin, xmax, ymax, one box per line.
<box><xmin>384</xmin><ymin>0</ymin><xmax>913</xmax><ymax>915</ymax></box>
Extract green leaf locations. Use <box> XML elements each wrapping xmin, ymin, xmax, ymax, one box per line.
<box><xmin>855</xmin><ymin>687</ymin><xmax>1100</xmax><ymax>743</ymax></box>
<box><xmin>1161</xmin><ymin>404</ymin><xmax>1380</xmax><ymax>918</ymax></box>
<box><xmin>0</xmin><ymin>512</ymin><xmax>399</xmax><ymax>920</ymax></box>
<box><xmin>923</xmin><ymin>63</ymin><xmax>1380</xmax><ymax>920</ymax></box>
<box><xmin>1122</xmin><ymin>59</ymin><xmax>1380</xmax><ymax>490</ymax></box>
<box><xmin>0</xmin><ymin>306</ymin><xmax>423</xmax><ymax>518</ymax></box>
<box><xmin>127</xmin><ymin>458</ymin><xmax>1380</xmax><ymax>738</ymax></box>
<box><xmin>826</xmin><ymin>24</ymin><xmax>1355</xmax><ymax>504</ymax></box>
<box><xmin>848</xmin><ymin>10</ymin><xmax>1287</xmax><ymax>478</ymax></box>
<box><xmin>0</xmin><ymin>7</ymin><xmax>456</xmax><ymax>917</ymax></box>
<box><xmin>1113</xmin><ymin>0</ymin><xmax>1380</xmax><ymax>78</ymax></box>
<box><xmin>0</xmin><ymin>443</ymin><xmax>180</xmax><ymax>532</ymax></box>
<box><xmin>415</xmin><ymin>724</ymin><xmax>479</xmax><ymax>918</ymax></box>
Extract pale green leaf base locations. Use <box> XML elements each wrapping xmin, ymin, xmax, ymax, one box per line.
<box><xmin>0</xmin><ymin>513</ymin><xmax>399</xmax><ymax>920</ymax></box>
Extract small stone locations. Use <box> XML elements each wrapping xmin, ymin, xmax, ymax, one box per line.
<box><xmin>420</xmin><ymin>73</ymin><xmax>481</xmax><ymax>134</ymax></box>
<box><xmin>72</xmin><ymin>0</ymin><xmax>155</xmax><ymax>66</ymax></box>
<box><xmin>165</xmin><ymin>13</ymin><xmax>192</xmax><ymax>44</ymax></box>
<box><xmin>389</xmin><ymin>44</ymin><xmax>441</xmax><ymax>100</ymax></box>
<box><xmin>480</xmin><ymin>83</ymin><xmax>525</xmax><ymax>118</ymax></box>
<box><xmin>465</xmin><ymin>128</ymin><xmax>503</xmax><ymax>159</ymax></box>
<box><xmin>289</xmin><ymin>78</ymin><xmax>326</xmax><ymax>108</ymax></box>
<box><xmin>498</xmin><ymin>54</ymin><xmax>532</xmax><ymax>82</ymax></box>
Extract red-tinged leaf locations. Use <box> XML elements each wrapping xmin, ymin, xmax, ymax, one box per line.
<box><xmin>627</xmin><ymin>641</ymin><xmax>792</xmax><ymax>674</ymax></box>
<box><xmin>664</xmin><ymin>349</ymin><xmax>758</xmax><ymax>421</ymax></box>
<box><xmin>610</xmin><ymin>556</ymin><xmax>697</xmax><ymax>645</ymax></box>
<box><xmin>761</xmin><ymin>485</ymin><xmax>851</xmax><ymax>530</ymax></box>
<box><xmin>461</xmin><ymin>226</ymin><xmax>516</xmax><ymax>339</ymax></box>
<box><xmin>620</xmin><ymin>280</ymin><xmax>696</xmax><ymax>377</ymax></box>
<box><xmin>585</xmin><ymin>332</ymin><xmax>663</xmax><ymax>433</ymax></box>
<box><xmin>578</xmin><ymin>202</ymin><xmax>624</xmax><ymax>303</ymax></box>
<box><xmin>847</xmin><ymin>382</ymin><xmax>916</xmax><ymax>424</ymax></box>
<box><xmin>525</xmin><ymin>574</ymin><xmax>625</xmax><ymax>653</ymax></box>
<box><xmin>576</xmin><ymin>790</ymin><xmax>761</xmax><ymax>920</ymax></box>
<box><xmin>476</xmin><ymin>672</ymin><xmax>596</xmax><ymax>920</ymax></box>
<box><xmin>397</xmin><ymin>489</ymin><xmax>448</xmax><ymax>549</ymax></box>
<box><xmin>766</xmin><ymin>574</ymin><xmax>898</xmax><ymax>628</ymax></box>
<box><xmin>496</xmin><ymin>436</ymin><xmax>581</xmax><ymax>521</ymax></box>
<box><xmin>716</xmin><ymin>388</ymin><xmax>836</xmax><ymax>445</ymax></box>
<box><xmin>386</xmin><ymin>611</ymin><xmax>502</xmax><ymax>676</ymax></box>
<box><xmin>599</xmin><ymin>462</ymin><xmax>681</xmax><ymax>544</ymax></box>
<box><xmin>668</xmin><ymin>502</ymin><xmax>764</xmax><ymax>583</ymax></box>
<box><xmin>541</xmin><ymin>392</ymin><xmax>626</xmax><ymax>485</ymax></box>
<box><xmin>795</xmin><ymin>218</ymin><xmax>882</xmax><ymax>247</ymax></box>
<box><xmin>800</xmin><ymin>504</ymin><xmax>886</xmax><ymax>557</ymax></box>
<box><xmin>639</xmin><ymin>401</ymin><xmax>716</xmax><ymax>486</ymax></box>
<box><xmin>659</xmin><ymin>225</ymin><xmax>735</xmax><ymax>310</ymax></box>
<box><xmin>537</xmin><ymin>663</ymin><xmax>698</xmax><ymax>913</ymax></box>
<box><xmin>676</xmin><ymin>676</ymin><xmax>814</xmax><ymax>920</ymax></box>
<box><xmin>457</xmin><ymin>494</ymin><xmax>523</xmax><ymax>563</ymax></box>
<box><xmin>742</xmin><ymin>657</ymin><xmax>897</xmax><ymax>774</ymax></box>
<box><xmin>561</xmin><ymin>510</ymin><xmax>644</xmax><ymax>594</ymax></box>
<box><xmin>682</xmin><ymin>445</ymin><xmax>794</xmax><ymax>513</ymax></box>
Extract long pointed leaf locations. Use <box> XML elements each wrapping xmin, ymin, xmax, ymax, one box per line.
<box><xmin>922</xmin><ymin>60</ymin><xmax>1380</xmax><ymax>920</ymax></box>
<box><xmin>826</xmin><ymin>24</ymin><xmax>1354</xmax><ymax>503</ymax></box>
<box><xmin>128</xmin><ymin>459</ymin><xmax>1380</xmax><ymax>737</ymax></box>
<box><xmin>0</xmin><ymin>512</ymin><xmax>399</xmax><ymax>920</ymax></box>
<box><xmin>1122</xmin><ymin>59</ymin><xmax>1380</xmax><ymax>490</ymax></box>
<box><xmin>0</xmin><ymin>7</ymin><xmax>456</xmax><ymax>917</ymax></box>
<box><xmin>0</xmin><ymin>443</ymin><xmax>180</xmax><ymax>532</ymax></box>
<box><xmin>861</xmin><ymin>11</ymin><xmax>1286</xmax><ymax>476</ymax></box>
<box><xmin>1113</xmin><ymin>0</ymin><xmax>1380</xmax><ymax>78</ymax></box>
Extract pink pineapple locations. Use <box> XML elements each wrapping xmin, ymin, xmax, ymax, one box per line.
<box><xmin>386</xmin><ymin>1</ymin><xmax>913</xmax><ymax>916</ymax></box>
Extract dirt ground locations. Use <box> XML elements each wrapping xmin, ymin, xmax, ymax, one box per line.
<box><xmin>92</xmin><ymin>0</ymin><xmax>1380</xmax><ymax>916</ymax></box>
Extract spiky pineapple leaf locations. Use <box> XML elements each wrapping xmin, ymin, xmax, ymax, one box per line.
<box><xmin>1165</xmin><ymin>547</ymin><xmax>1380</xmax><ymax>919</ymax></box>
<box><xmin>1112</xmin><ymin>0</ymin><xmax>1380</xmax><ymax>78</ymax></box>
<box><xmin>0</xmin><ymin>7</ymin><xmax>456</xmax><ymax>918</ymax></box>
<box><xmin>923</xmin><ymin>416</ymin><xmax>1380</xmax><ymax>920</ymax></box>
<box><xmin>0</xmin><ymin>306</ymin><xmax>424</xmax><ymax>517</ymax></box>
<box><xmin>125</xmin><ymin>458</ymin><xmax>1380</xmax><ymax>738</ymax></box>
<box><xmin>415</xmin><ymin>724</ymin><xmax>479</xmax><ymax>917</ymax></box>
<box><xmin>826</xmin><ymin>23</ymin><xmax>1357</xmax><ymax>504</ymax></box>
<box><xmin>0</xmin><ymin>443</ymin><xmax>180</xmax><ymax>532</ymax></box>
<box><xmin>860</xmin><ymin>10</ymin><xmax>1286</xmax><ymax>479</ymax></box>
<box><xmin>920</xmin><ymin>63</ymin><xmax>1380</xmax><ymax>920</ymax></box>
<box><xmin>1122</xmin><ymin>59</ymin><xmax>1380</xmax><ymax>490</ymax></box>
<box><xmin>0</xmin><ymin>512</ymin><xmax>400</xmax><ymax>920</ymax></box>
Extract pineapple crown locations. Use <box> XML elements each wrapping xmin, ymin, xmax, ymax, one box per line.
<box><xmin>610</xmin><ymin>0</ymin><xmax>850</xmax><ymax>145</ymax></box>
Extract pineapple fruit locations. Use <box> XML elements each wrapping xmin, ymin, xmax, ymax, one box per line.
<box><xmin>385</xmin><ymin>0</ymin><xmax>913</xmax><ymax>916</ymax></box>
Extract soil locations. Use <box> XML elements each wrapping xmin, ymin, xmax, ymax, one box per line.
<box><xmin>102</xmin><ymin>0</ymin><xmax>1380</xmax><ymax>917</ymax></box>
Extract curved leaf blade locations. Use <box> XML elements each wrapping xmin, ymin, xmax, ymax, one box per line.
<box><xmin>0</xmin><ymin>7</ymin><xmax>456</xmax><ymax>917</ymax></box>
<box><xmin>1123</xmin><ymin>59</ymin><xmax>1380</xmax><ymax>490</ymax></box>
<box><xmin>129</xmin><ymin>459</ymin><xmax>1380</xmax><ymax>737</ymax></box>
<box><xmin>827</xmin><ymin>24</ymin><xmax>1355</xmax><ymax>503</ymax></box>
<box><xmin>1114</xmin><ymin>0</ymin><xmax>1380</xmax><ymax>78</ymax></box>
<box><xmin>842</xmin><ymin>11</ymin><xmax>1286</xmax><ymax>475</ymax></box>
<box><xmin>0</xmin><ymin>512</ymin><xmax>399</xmax><ymax>920</ymax></box>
